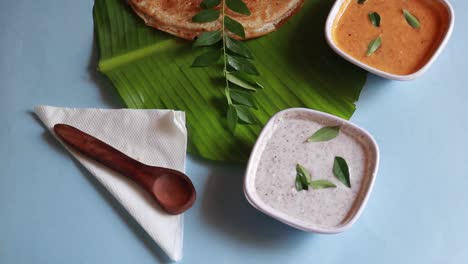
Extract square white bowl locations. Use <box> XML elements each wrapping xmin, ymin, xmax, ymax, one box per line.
<box><xmin>243</xmin><ymin>108</ymin><xmax>379</xmax><ymax>233</ymax></box>
<box><xmin>325</xmin><ymin>0</ymin><xmax>455</xmax><ymax>81</ymax></box>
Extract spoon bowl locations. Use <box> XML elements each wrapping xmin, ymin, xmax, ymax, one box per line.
<box><xmin>152</xmin><ymin>171</ymin><xmax>195</xmax><ymax>214</ymax></box>
<box><xmin>54</xmin><ymin>124</ymin><xmax>196</xmax><ymax>215</ymax></box>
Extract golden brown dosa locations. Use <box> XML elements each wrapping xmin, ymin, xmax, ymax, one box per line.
<box><xmin>129</xmin><ymin>0</ymin><xmax>304</xmax><ymax>39</ymax></box>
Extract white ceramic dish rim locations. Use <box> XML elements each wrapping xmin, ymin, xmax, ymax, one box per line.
<box><xmin>324</xmin><ymin>0</ymin><xmax>455</xmax><ymax>81</ymax></box>
<box><xmin>243</xmin><ymin>108</ymin><xmax>380</xmax><ymax>234</ymax></box>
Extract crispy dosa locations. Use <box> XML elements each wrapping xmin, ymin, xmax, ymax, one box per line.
<box><xmin>129</xmin><ymin>0</ymin><xmax>304</xmax><ymax>39</ymax></box>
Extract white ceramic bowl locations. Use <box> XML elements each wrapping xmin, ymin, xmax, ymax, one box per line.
<box><xmin>325</xmin><ymin>0</ymin><xmax>455</xmax><ymax>81</ymax></box>
<box><xmin>243</xmin><ymin>108</ymin><xmax>379</xmax><ymax>233</ymax></box>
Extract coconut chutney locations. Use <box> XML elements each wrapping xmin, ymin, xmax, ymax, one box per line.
<box><xmin>245</xmin><ymin>109</ymin><xmax>378</xmax><ymax>232</ymax></box>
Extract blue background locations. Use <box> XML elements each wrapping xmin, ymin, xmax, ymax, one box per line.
<box><xmin>1</xmin><ymin>0</ymin><xmax>467</xmax><ymax>263</ymax></box>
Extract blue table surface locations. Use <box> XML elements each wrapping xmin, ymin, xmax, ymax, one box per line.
<box><xmin>1</xmin><ymin>0</ymin><xmax>467</xmax><ymax>263</ymax></box>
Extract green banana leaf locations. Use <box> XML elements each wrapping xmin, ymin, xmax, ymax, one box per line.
<box><xmin>93</xmin><ymin>0</ymin><xmax>367</xmax><ymax>162</ymax></box>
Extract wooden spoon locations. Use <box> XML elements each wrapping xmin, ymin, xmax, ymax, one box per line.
<box><xmin>54</xmin><ymin>124</ymin><xmax>196</xmax><ymax>215</ymax></box>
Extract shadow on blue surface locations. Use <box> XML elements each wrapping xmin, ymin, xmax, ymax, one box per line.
<box><xmin>358</xmin><ymin>75</ymin><xmax>392</xmax><ymax>104</ymax></box>
<box><xmin>198</xmin><ymin>158</ymin><xmax>312</xmax><ymax>249</ymax></box>
<box><xmin>88</xmin><ymin>37</ymin><xmax>124</xmax><ymax>109</ymax></box>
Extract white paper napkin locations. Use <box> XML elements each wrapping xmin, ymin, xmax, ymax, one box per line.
<box><xmin>35</xmin><ymin>105</ymin><xmax>187</xmax><ymax>261</ymax></box>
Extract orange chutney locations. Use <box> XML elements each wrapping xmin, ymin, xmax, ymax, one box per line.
<box><xmin>332</xmin><ymin>0</ymin><xmax>450</xmax><ymax>75</ymax></box>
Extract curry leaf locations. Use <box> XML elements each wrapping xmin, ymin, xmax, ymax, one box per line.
<box><xmin>403</xmin><ymin>9</ymin><xmax>421</xmax><ymax>29</ymax></box>
<box><xmin>357</xmin><ymin>0</ymin><xmax>367</xmax><ymax>4</ymax></box>
<box><xmin>192</xmin><ymin>9</ymin><xmax>220</xmax><ymax>22</ymax></box>
<box><xmin>194</xmin><ymin>31</ymin><xmax>222</xmax><ymax>46</ymax></box>
<box><xmin>226</xmin><ymin>72</ymin><xmax>260</xmax><ymax>91</ymax></box>
<box><xmin>227</xmin><ymin>104</ymin><xmax>238</xmax><ymax>132</ymax></box>
<box><xmin>192</xmin><ymin>49</ymin><xmax>223</xmax><ymax>67</ymax></box>
<box><xmin>227</xmin><ymin>55</ymin><xmax>259</xmax><ymax>75</ymax></box>
<box><xmin>333</xmin><ymin>156</ymin><xmax>351</xmax><ymax>188</ymax></box>
<box><xmin>366</xmin><ymin>36</ymin><xmax>382</xmax><ymax>56</ymax></box>
<box><xmin>295</xmin><ymin>175</ymin><xmax>305</xmax><ymax>191</ymax></box>
<box><xmin>233</xmin><ymin>72</ymin><xmax>264</xmax><ymax>89</ymax></box>
<box><xmin>201</xmin><ymin>0</ymin><xmax>221</xmax><ymax>9</ymax></box>
<box><xmin>226</xmin><ymin>37</ymin><xmax>252</xmax><ymax>58</ymax></box>
<box><xmin>233</xmin><ymin>104</ymin><xmax>258</xmax><ymax>124</ymax></box>
<box><xmin>295</xmin><ymin>164</ymin><xmax>337</xmax><ymax>191</ymax></box>
<box><xmin>368</xmin><ymin>12</ymin><xmax>381</xmax><ymax>27</ymax></box>
<box><xmin>307</xmin><ymin>126</ymin><xmax>340</xmax><ymax>142</ymax></box>
<box><xmin>229</xmin><ymin>89</ymin><xmax>257</xmax><ymax>108</ymax></box>
<box><xmin>226</xmin><ymin>0</ymin><xmax>251</xmax><ymax>15</ymax></box>
<box><xmin>193</xmin><ymin>0</ymin><xmax>257</xmax><ymax>134</ymax></box>
<box><xmin>224</xmin><ymin>16</ymin><xmax>246</xmax><ymax>38</ymax></box>
<box><xmin>296</xmin><ymin>164</ymin><xmax>313</xmax><ymax>191</ymax></box>
<box><xmin>310</xmin><ymin>180</ymin><xmax>337</xmax><ymax>189</ymax></box>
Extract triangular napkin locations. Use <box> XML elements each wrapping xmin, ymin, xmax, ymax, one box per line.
<box><xmin>35</xmin><ymin>105</ymin><xmax>187</xmax><ymax>261</ymax></box>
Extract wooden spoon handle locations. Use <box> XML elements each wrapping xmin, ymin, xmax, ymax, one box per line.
<box><xmin>54</xmin><ymin>124</ymin><xmax>153</xmax><ymax>190</ymax></box>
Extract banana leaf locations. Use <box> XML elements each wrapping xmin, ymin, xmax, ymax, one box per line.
<box><xmin>93</xmin><ymin>0</ymin><xmax>367</xmax><ymax>162</ymax></box>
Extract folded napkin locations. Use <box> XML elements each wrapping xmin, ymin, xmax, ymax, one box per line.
<box><xmin>35</xmin><ymin>105</ymin><xmax>187</xmax><ymax>261</ymax></box>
